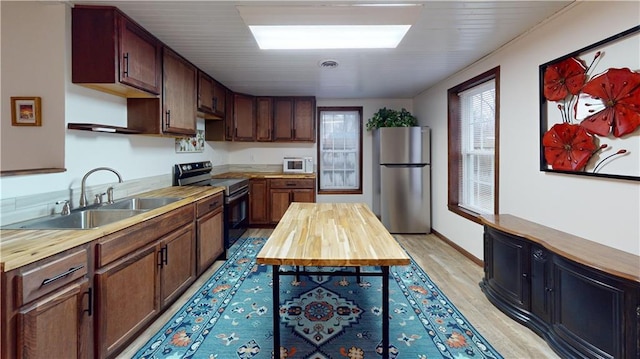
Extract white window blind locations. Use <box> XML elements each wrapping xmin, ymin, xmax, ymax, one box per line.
<box><xmin>459</xmin><ymin>80</ymin><xmax>495</xmax><ymax>214</ymax></box>
<box><xmin>319</xmin><ymin>110</ymin><xmax>361</xmax><ymax>191</ymax></box>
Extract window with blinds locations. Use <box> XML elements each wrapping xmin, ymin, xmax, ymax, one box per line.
<box><xmin>447</xmin><ymin>67</ymin><xmax>499</xmax><ymax>223</ymax></box>
<box><xmin>459</xmin><ymin>80</ymin><xmax>495</xmax><ymax>214</ymax></box>
<box><xmin>317</xmin><ymin>107</ymin><xmax>363</xmax><ymax>194</ymax></box>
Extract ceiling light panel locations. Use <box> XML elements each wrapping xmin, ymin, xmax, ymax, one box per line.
<box><xmin>238</xmin><ymin>4</ymin><xmax>422</xmax><ymax>50</ymax></box>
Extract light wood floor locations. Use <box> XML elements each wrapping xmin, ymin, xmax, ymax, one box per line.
<box><xmin>118</xmin><ymin>228</ymin><xmax>560</xmax><ymax>358</ymax></box>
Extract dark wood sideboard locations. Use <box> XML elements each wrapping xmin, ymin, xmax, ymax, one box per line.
<box><xmin>480</xmin><ymin>214</ymin><xmax>639</xmax><ymax>359</ymax></box>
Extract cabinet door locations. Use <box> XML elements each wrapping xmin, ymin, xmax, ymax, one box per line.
<box><xmin>293</xmin><ymin>97</ymin><xmax>315</xmax><ymax>141</ymax></box>
<box><xmin>160</xmin><ymin>225</ymin><xmax>196</xmax><ymax>306</ymax></box>
<box><xmin>94</xmin><ymin>244</ymin><xmax>160</xmax><ymax>359</ymax></box>
<box><xmin>484</xmin><ymin>227</ymin><xmax>530</xmax><ymax>310</ymax></box>
<box><xmin>213</xmin><ymin>81</ymin><xmax>226</xmax><ymax>115</ymax></box>
<box><xmin>198</xmin><ymin>71</ymin><xmax>215</xmax><ymax>114</ymax></box>
<box><xmin>269</xmin><ymin>189</ymin><xmax>292</xmax><ymax>224</ymax></box>
<box><xmin>234</xmin><ymin>94</ymin><xmax>256</xmax><ymax>141</ymax></box>
<box><xmin>162</xmin><ymin>47</ymin><xmax>197</xmax><ymax>135</ymax></box>
<box><xmin>17</xmin><ymin>279</ymin><xmax>91</xmax><ymax>359</ymax></box>
<box><xmin>530</xmin><ymin>245</ymin><xmax>551</xmax><ymax>323</ymax></box>
<box><xmin>119</xmin><ymin>16</ymin><xmax>161</xmax><ymax>94</ymax></box>
<box><xmin>256</xmin><ymin>97</ymin><xmax>273</xmax><ymax>142</ymax></box>
<box><xmin>249</xmin><ymin>179</ymin><xmax>269</xmax><ymax>225</ymax></box>
<box><xmin>197</xmin><ymin>208</ymin><xmax>223</xmax><ymax>275</ymax></box>
<box><xmin>273</xmin><ymin>98</ymin><xmax>294</xmax><ymax>141</ymax></box>
<box><xmin>225</xmin><ymin>89</ymin><xmax>235</xmax><ymax>141</ymax></box>
<box><xmin>551</xmin><ymin>256</ymin><xmax>634</xmax><ymax>359</ymax></box>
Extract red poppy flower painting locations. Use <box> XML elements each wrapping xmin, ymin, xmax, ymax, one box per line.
<box><xmin>543</xmin><ymin>57</ymin><xmax>587</xmax><ymax>101</ymax></box>
<box><xmin>540</xmin><ymin>27</ymin><xmax>639</xmax><ymax>180</ymax></box>
<box><xmin>577</xmin><ymin>68</ymin><xmax>640</xmax><ymax>137</ymax></box>
<box><xmin>542</xmin><ymin>123</ymin><xmax>597</xmax><ymax>171</ymax></box>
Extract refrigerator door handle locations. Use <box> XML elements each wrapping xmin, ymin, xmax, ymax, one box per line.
<box><xmin>382</xmin><ymin>164</ymin><xmax>427</xmax><ymax>168</ymax></box>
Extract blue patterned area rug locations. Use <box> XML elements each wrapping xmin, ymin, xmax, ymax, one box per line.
<box><xmin>133</xmin><ymin>237</ymin><xmax>503</xmax><ymax>359</ymax></box>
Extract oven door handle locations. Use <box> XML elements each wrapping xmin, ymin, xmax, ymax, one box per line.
<box><xmin>226</xmin><ymin>188</ymin><xmax>249</xmax><ymax>203</ymax></box>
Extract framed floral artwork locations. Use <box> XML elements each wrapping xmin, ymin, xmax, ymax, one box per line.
<box><xmin>539</xmin><ymin>26</ymin><xmax>640</xmax><ymax>181</ymax></box>
<box><xmin>11</xmin><ymin>97</ymin><xmax>42</xmax><ymax>126</ymax></box>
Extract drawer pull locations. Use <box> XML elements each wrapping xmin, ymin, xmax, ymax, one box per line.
<box><xmin>286</xmin><ymin>183</ymin><xmax>296</xmax><ymax>187</ymax></box>
<box><xmin>209</xmin><ymin>201</ymin><xmax>220</xmax><ymax>209</ymax></box>
<box><xmin>41</xmin><ymin>265</ymin><xmax>84</xmax><ymax>286</ymax></box>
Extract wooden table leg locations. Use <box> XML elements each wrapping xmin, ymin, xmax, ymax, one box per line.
<box><xmin>382</xmin><ymin>266</ymin><xmax>390</xmax><ymax>358</ymax></box>
<box><xmin>272</xmin><ymin>265</ymin><xmax>280</xmax><ymax>359</ymax></box>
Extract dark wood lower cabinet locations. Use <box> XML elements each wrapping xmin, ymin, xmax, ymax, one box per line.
<box><xmin>17</xmin><ymin>279</ymin><xmax>91</xmax><ymax>359</ymax></box>
<box><xmin>480</xmin><ymin>215</ymin><xmax>640</xmax><ymax>359</ymax></box>
<box><xmin>95</xmin><ymin>244</ymin><xmax>159</xmax><ymax>359</ymax></box>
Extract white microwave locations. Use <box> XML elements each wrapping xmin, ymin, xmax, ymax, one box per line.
<box><xmin>283</xmin><ymin>157</ymin><xmax>313</xmax><ymax>173</ymax></box>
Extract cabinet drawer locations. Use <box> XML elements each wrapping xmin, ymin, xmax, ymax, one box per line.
<box><xmin>196</xmin><ymin>192</ymin><xmax>223</xmax><ymax>217</ymax></box>
<box><xmin>269</xmin><ymin>178</ymin><xmax>315</xmax><ymax>189</ymax></box>
<box><xmin>15</xmin><ymin>248</ymin><xmax>88</xmax><ymax>307</ymax></box>
<box><xmin>96</xmin><ymin>205</ymin><xmax>194</xmax><ymax>267</ymax></box>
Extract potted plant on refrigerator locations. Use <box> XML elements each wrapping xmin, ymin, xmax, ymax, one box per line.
<box><xmin>366</xmin><ymin>107</ymin><xmax>417</xmax><ymax>131</ymax></box>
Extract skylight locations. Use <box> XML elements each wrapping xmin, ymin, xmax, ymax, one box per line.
<box><xmin>249</xmin><ymin>25</ymin><xmax>411</xmax><ymax>49</ymax></box>
<box><xmin>237</xmin><ymin>5</ymin><xmax>421</xmax><ymax>50</ymax></box>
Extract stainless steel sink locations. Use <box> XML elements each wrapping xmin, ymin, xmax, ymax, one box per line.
<box><xmin>101</xmin><ymin>197</ymin><xmax>182</xmax><ymax>210</ymax></box>
<box><xmin>3</xmin><ymin>209</ymin><xmax>146</xmax><ymax>230</ymax></box>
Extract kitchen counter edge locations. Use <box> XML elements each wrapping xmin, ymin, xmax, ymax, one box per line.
<box><xmin>0</xmin><ymin>186</ymin><xmax>224</xmax><ymax>271</ymax></box>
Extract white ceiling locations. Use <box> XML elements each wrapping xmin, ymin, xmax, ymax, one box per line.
<box><xmin>72</xmin><ymin>1</ymin><xmax>574</xmax><ymax>99</ymax></box>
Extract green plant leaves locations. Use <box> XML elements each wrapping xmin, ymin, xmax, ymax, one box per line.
<box><xmin>366</xmin><ymin>107</ymin><xmax>417</xmax><ymax>131</ymax></box>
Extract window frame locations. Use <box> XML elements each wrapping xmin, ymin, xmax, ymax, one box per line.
<box><xmin>316</xmin><ymin>106</ymin><xmax>363</xmax><ymax>195</ymax></box>
<box><xmin>447</xmin><ymin>67</ymin><xmax>500</xmax><ymax>223</ymax></box>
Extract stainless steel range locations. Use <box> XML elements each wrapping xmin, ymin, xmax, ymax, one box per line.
<box><xmin>173</xmin><ymin>161</ymin><xmax>249</xmax><ymax>256</ymax></box>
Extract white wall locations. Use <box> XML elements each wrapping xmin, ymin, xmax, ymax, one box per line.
<box><xmin>1</xmin><ymin>2</ymin><xmax>66</xmax><ymax>171</ymax></box>
<box><xmin>413</xmin><ymin>1</ymin><xmax>640</xmax><ymax>257</ymax></box>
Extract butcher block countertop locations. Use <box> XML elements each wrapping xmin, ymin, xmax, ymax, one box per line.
<box><xmin>481</xmin><ymin>214</ymin><xmax>640</xmax><ymax>283</ymax></box>
<box><xmin>0</xmin><ymin>186</ymin><xmax>223</xmax><ymax>271</ymax></box>
<box><xmin>257</xmin><ymin>202</ymin><xmax>410</xmax><ymax>267</ymax></box>
<box><xmin>212</xmin><ymin>172</ymin><xmax>316</xmax><ymax>179</ymax></box>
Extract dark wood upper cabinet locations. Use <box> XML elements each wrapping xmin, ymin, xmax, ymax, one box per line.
<box><xmin>162</xmin><ymin>47</ymin><xmax>197</xmax><ymax>136</ymax></box>
<box><xmin>256</xmin><ymin>97</ymin><xmax>273</xmax><ymax>142</ymax></box>
<box><xmin>233</xmin><ymin>94</ymin><xmax>256</xmax><ymax>141</ymax></box>
<box><xmin>273</xmin><ymin>97</ymin><xmax>316</xmax><ymax>142</ymax></box>
<box><xmin>72</xmin><ymin>6</ymin><xmax>161</xmax><ymax>97</ymax></box>
<box><xmin>198</xmin><ymin>71</ymin><xmax>226</xmax><ymax>119</ymax></box>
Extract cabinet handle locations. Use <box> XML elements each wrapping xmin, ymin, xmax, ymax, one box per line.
<box><xmin>545</xmin><ymin>287</ymin><xmax>553</xmax><ymax>292</ymax></box>
<box><xmin>123</xmin><ymin>53</ymin><xmax>129</xmax><ymax>77</ymax></box>
<box><xmin>41</xmin><ymin>265</ymin><xmax>84</xmax><ymax>286</ymax></box>
<box><xmin>209</xmin><ymin>201</ymin><xmax>219</xmax><ymax>209</ymax></box>
<box><xmin>166</xmin><ymin>110</ymin><xmax>171</xmax><ymax>127</ymax></box>
<box><xmin>235</xmin><ymin>128</ymin><xmax>238</xmax><ymax>138</ymax></box>
<box><xmin>83</xmin><ymin>287</ymin><xmax>93</xmax><ymax>317</ymax></box>
<box><xmin>286</xmin><ymin>183</ymin><xmax>296</xmax><ymax>187</ymax></box>
<box><xmin>213</xmin><ymin>97</ymin><xmax>217</xmax><ymax>111</ymax></box>
<box><xmin>157</xmin><ymin>249</ymin><xmax>163</xmax><ymax>268</ymax></box>
<box><xmin>293</xmin><ymin>128</ymin><xmax>296</xmax><ymax>138</ymax></box>
<box><xmin>163</xmin><ymin>245</ymin><xmax>169</xmax><ymax>266</ymax></box>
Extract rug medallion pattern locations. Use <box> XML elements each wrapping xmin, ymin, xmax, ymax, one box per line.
<box><xmin>133</xmin><ymin>238</ymin><xmax>503</xmax><ymax>359</ymax></box>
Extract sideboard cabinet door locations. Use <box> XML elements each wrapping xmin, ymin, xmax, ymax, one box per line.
<box><xmin>484</xmin><ymin>227</ymin><xmax>530</xmax><ymax>311</ymax></box>
<box><xmin>551</xmin><ymin>256</ymin><xmax>637</xmax><ymax>359</ymax></box>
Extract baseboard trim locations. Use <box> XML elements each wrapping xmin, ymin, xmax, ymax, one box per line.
<box><xmin>431</xmin><ymin>229</ymin><xmax>484</xmax><ymax>267</ymax></box>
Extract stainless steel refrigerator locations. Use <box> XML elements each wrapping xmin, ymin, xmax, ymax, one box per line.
<box><xmin>372</xmin><ymin>126</ymin><xmax>431</xmax><ymax>233</ymax></box>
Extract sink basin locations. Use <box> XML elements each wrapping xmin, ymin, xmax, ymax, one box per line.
<box><xmin>101</xmin><ymin>197</ymin><xmax>182</xmax><ymax>210</ymax></box>
<box><xmin>3</xmin><ymin>209</ymin><xmax>146</xmax><ymax>230</ymax></box>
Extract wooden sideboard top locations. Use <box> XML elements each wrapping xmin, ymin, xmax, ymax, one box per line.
<box><xmin>257</xmin><ymin>202</ymin><xmax>410</xmax><ymax>267</ymax></box>
<box><xmin>481</xmin><ymin>214</ymin><xmax>640</xmax><ymax>283</ymax></box>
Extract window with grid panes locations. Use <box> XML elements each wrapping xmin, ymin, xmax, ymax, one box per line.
<box><xmin>448</xmin><ymin>67</ymin><xmax>500</xmax><ymax>223</ymax></box>
<box><xmin>317</xmin><ymin>107</ymin><xmax>363</xmax><ymax>194</ymax></box>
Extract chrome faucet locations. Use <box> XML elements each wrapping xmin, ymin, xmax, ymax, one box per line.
<box><xmin>79</xmin><ymin>167</ymin><xmax>123</xmax><ymax>207</ymax></box>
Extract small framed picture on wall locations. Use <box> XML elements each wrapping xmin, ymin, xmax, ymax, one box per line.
<box><xmin>11</xmin><ymin>97</ymin><xmax>42</xmax><ymax>126</ymax></box>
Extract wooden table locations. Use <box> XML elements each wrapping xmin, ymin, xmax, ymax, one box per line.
<box><xmin>256</xmin><ymin>202</ymin><xmax>410</xmax><ymax>359</ymax></box>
